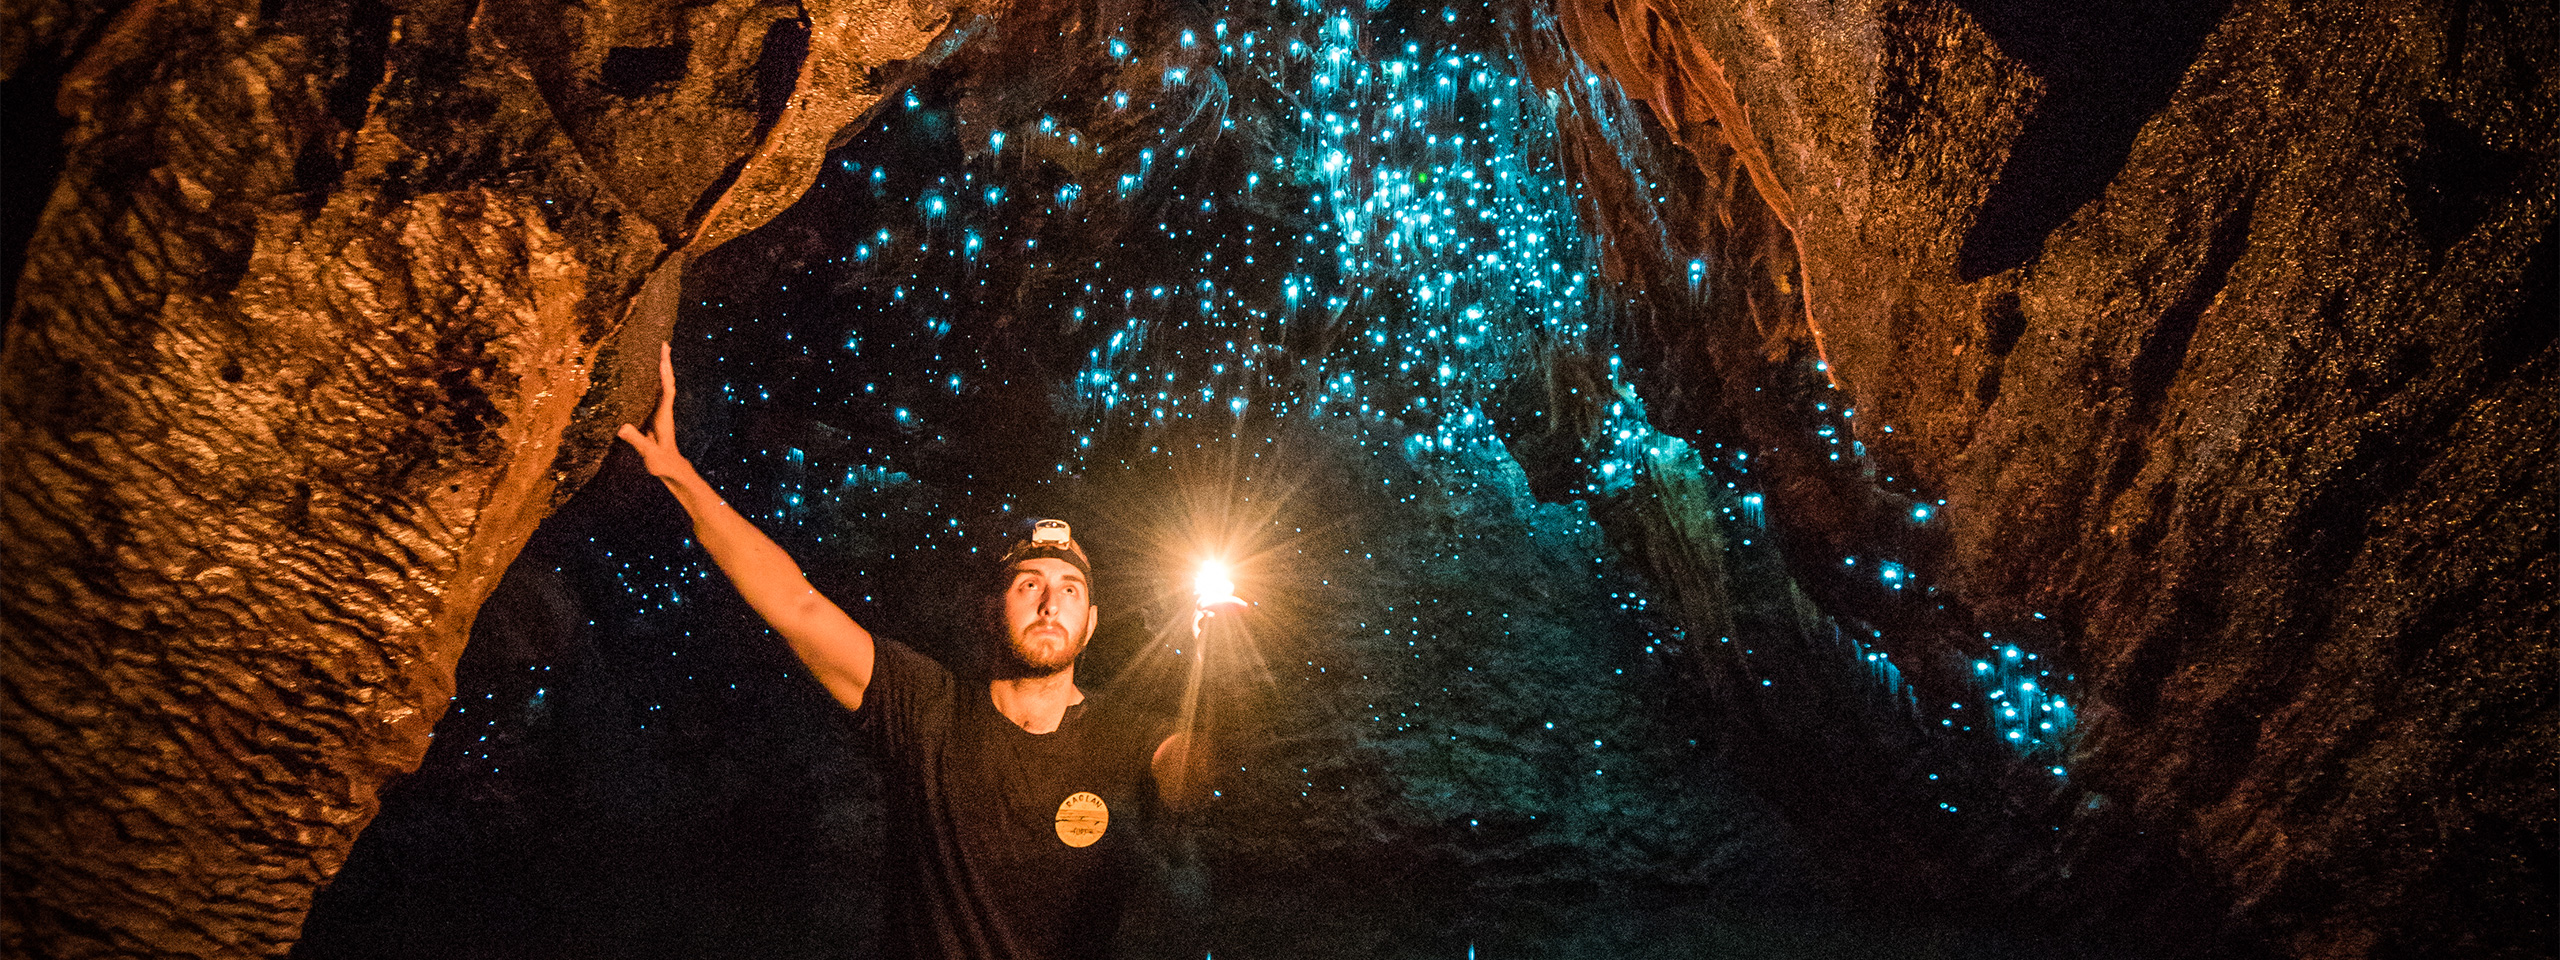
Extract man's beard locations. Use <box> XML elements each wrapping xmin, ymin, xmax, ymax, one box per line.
<box><xmin>997</xmin><ymin>621</ymin><xmax>1081</xmax><ymax>677</ymax></box>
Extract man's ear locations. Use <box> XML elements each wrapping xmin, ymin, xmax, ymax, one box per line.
<box><xmin>1078</xmin><ymin>606</ymin><xmax>1101</xmax><ymax>644</ymax></box>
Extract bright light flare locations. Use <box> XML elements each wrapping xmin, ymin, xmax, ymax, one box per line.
<box><xmin>1194</xmin><ymin>560</ymin><xmax>1246</xmax><ymax>612</ymax></box>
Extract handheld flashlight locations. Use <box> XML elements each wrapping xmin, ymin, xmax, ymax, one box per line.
<box><xmin>1192</xmin><ymin>560</ymin><xmax>1247</xmax><ymax>638</ymax></box>
<box><xmin>1194</xmin><ymin>561</ymin><xmax>1240</xmax><ymax>608</ymax></box>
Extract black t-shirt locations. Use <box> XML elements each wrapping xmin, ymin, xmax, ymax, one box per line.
<box><xmin>864</xmin><ymin>638</ymin><xmax>1166</xmax><ymax>960</ymax></box>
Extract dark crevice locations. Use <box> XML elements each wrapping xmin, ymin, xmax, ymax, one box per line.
<box><xmin>267</xmin><ymin>0</ymin><xmax>393</xmax><ymax>208</ymax></box>
<box><xmin>1953</xmin><ymin>0</ymin><xmax>2235</xmax><ymax>279</ymax></box>
<box><xmin>2099</xmin><ymin>438</ymin><xmax>2147</xmax><ymax>499</ymax></box>
<box><xmin>329</xmin><ymin>0</ymin><xmax>397</xmax><ymax>132</ymax></box>
<box><xmin>2404</xmin><ymin>98</ymin><xmax>2526</xmax><ymax>252</ymax></box>
<box><xmin>601</xmin><ymin>44</ymin><xmax>693</xmax><ymax>99</ymax></box>
<box><xmin>2</xmin><ymin>54</ymin><xmax>74</xmax><ymax>324</ymax></box>
<box><xmin>4</xmin><ymin>0</ymin><xmax>156</xmax><ymax>327</ymax></box>
<box><xmin>290</xmin><ymin>142</ymin><xmax>348</xmax><ymax>211</ymax></box>
<box><xmin>753</xmin><ymin>16</ymin><xmax>812</xmax><ymax>128</ymax></box>
<box><xmin>1973</xmin><ymin>288</ymin><xmax>2026</xmax><ymax>408</ymax></box>
<box><xmin>1982</xmin><ymin>289</ymin><xmax>2027</xmax><ymax>357</ymax></box>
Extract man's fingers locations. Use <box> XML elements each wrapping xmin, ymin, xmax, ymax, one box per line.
<box><xmin>652</xmin><ymin>341</ymin><xmax>678</xmax><ymax>437</ymax></box>
<box><xmin>616</xmin><ymin>423</ymin><xmax>648</xmax><ymax>448</ymax></box>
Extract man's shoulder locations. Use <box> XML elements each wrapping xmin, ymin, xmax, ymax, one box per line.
<box><xmin>872</xmin><ymin>636</ymin><xmax>954</xmax><ymax>679</ymax></box>
<box><xmin>864</xmin><ymin>637</ymin><xmax>958</xmax><ymax>720</ymax></box>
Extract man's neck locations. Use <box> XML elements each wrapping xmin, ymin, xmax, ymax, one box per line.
<box><xmin>988</xmin><ymin>667</ymin><xmax>1084</xmax><ymax>734</ymax></box>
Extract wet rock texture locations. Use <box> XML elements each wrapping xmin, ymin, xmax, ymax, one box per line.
<box><xmin>1605</xmin><ymin>0</ymin><xmax>2554</xmax><ymax>955</ymax></box>
<box><xmin>0</xmin><ymin>0</ymin><xmax>966</xmax><ymax>954</ymax></box>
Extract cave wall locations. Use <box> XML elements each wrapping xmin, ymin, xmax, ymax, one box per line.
<box><xmin>0</xmin><ymin>0</ymin><xmax>970</xmax><ymax>954</ymax></box>
<box><xmin>1604</xmin><ymin>0</ymin><xmax>2555</xmax><ymax>954</ymax></box>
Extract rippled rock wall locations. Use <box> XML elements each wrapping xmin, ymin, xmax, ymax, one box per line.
<box><xmin>0</xmin><ymin>0</ymin><xmax>966</xmax><ymax>954</ymax></box>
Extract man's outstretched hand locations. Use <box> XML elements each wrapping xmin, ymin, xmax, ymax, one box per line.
<box><xmin>617</xmin><ymin>342</ymin><xmax>697</xmax><ymax>484</ymax></box>
<box><xmin>611</xmin><ymin>343</ymin><xmax>876</xmax><ymax>712</ymax></box>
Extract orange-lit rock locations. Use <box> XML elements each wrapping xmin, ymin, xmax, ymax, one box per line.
<box><xmin>1587</xmin><ymin>1</ymin><xmax>2554</xmax><ymax>955</ymax></box>
<box><xmin>0</xmin><ymin>0</ymin><xmax>977</xmax><ymax>953</ymax></box>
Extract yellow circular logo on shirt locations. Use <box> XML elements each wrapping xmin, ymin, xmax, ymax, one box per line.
<box><xmin>1054</xmin><ymin>791</ymin><xmax>1109</xmax><ymax>847</ymax></box>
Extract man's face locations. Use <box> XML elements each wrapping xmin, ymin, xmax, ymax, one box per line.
<box><xmin>998</xmin><ymin>557</ymin><xmax>1097</xmax><ymax>675</ymax></box>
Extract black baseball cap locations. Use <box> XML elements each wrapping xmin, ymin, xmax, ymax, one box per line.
<box><xmin>998</xmin><ymin>518</ymin><xmax>1092</xmax><ymax>581</ymax></box>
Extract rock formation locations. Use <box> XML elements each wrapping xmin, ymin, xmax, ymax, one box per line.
<box><xmin>1577</xmin><ymin>0</ymin><xmax>2554</xmax><ymax>954</ymax></box>
<box><xmin>1</xmin><ymin>0</ymin><xmax>971</xmax><ymax>954</ymax></box>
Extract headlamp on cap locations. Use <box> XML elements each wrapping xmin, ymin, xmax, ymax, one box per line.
<box><xmin>1000</xmin><ymin>518</ymin><xmax>1093</xmax><ymax>581</ymax></box>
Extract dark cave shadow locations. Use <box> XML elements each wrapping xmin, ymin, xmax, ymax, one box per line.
<box><xmin>1952</xmin><ymin>0</ymin><xmax>2234</xmax><ymax>280</ymax></box>
<box><xmin>1</xmin><ymin>54</ymin><xmax>71</xmax><ymax>324</ymax></box>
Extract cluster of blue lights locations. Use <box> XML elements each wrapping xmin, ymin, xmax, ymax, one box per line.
<box><xmin>1954</xmin><ymin>629</ymin><xmax>2078</xmax><ymax>759</ymax></box>
<box><xmin>1040</xmin><ymin>0</ymin><xmax>1627</xmax><ymax>482</ymax></box>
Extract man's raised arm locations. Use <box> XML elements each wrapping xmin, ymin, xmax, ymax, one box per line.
<box><xmin>617</xmin><ymin>342</ymin><xmax>875</xmax><ymax>712</ymax></box>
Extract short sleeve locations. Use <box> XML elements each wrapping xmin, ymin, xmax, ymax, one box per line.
<box><xmin>863</xmin><ymin>638</ymin><xmax>957</xmax><ymax>764</ymax></box>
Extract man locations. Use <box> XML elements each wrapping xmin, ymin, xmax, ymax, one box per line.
<box><xmin>617</xmin><ymin>343</ymin><xmax>1211</xmax><ymax>960</ymax></box>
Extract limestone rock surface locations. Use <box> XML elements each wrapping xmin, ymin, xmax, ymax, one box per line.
<box><xmin>0</xmin><ymin>0</ymin><xmax>970</xmax><ymax>954</ymax></box>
